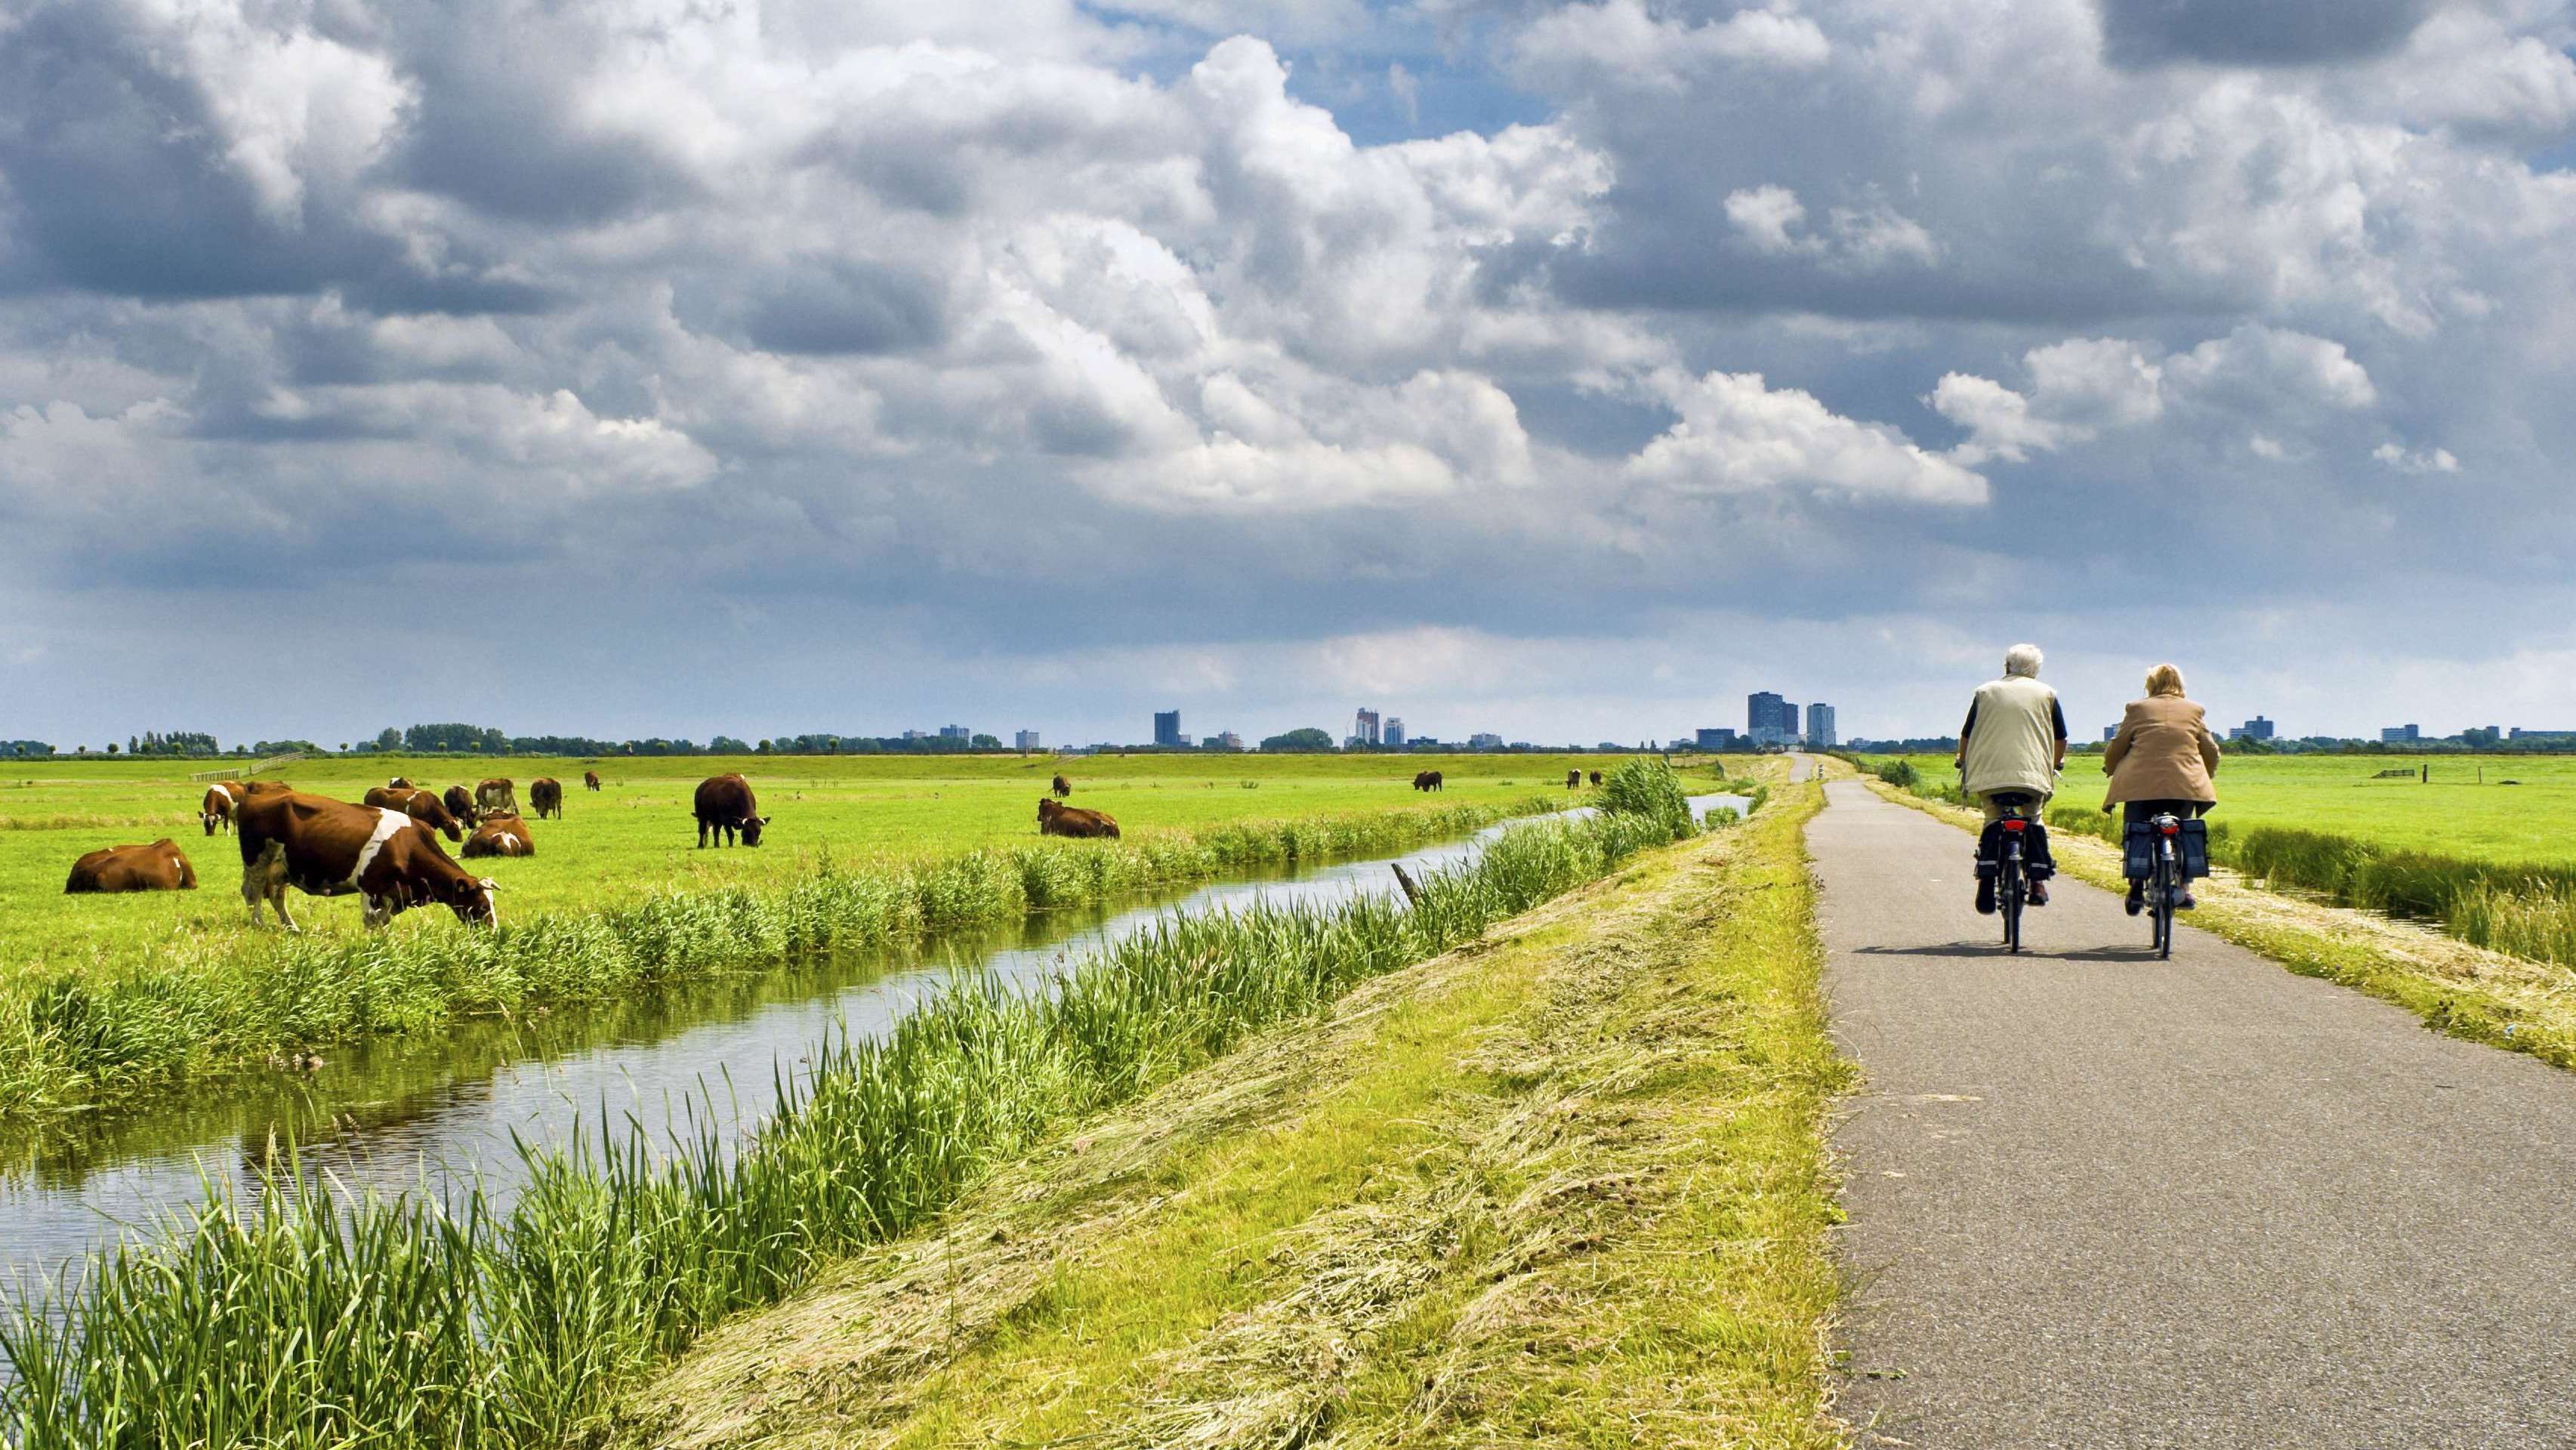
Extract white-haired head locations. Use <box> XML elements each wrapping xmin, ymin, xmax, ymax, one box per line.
<box><xmin>2004</xmin><ymin>643</ymin><xmax>2044</xmax><ymax>679</ymax></box>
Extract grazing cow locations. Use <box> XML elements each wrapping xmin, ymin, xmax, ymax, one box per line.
<box><xmin>1037</xmin><ymin>798</ymin><xmax>1121</xmax><ymax>839</ymax></box>
<box><xmin>1051</xmin><ymin>774</ymin><xmax>1072</xmax><ymax>798</ymax></box>
<box><xmin>387</xmin><ymin>777</ymin><xmax>413</xmax><ymax>790</ymax></box>
<box><xmin>200</xmin><ymin>781</ymin><xmax>250</xmax><ymax>835</ymax></box>
<box><xmin>66</xmin><ymin>839</ymin><xmax>197</xmax><ymax>893</ymax></box>
<box><xmin>1589</xmin><ymin>770</ymin><xmax>1603</xmax><ymax>786</ymax></box>
<box><xmin>1412</xmin><ymin>770</ymin><xmax>1444</xmax><ymax>792</ymax></box>
<box><xmin>1566</xmin><ymin>770</ymin><xmax>1582</xmax><ymax>789</ymax></box>
<box><xmin>443</xmin><ymin>784</ymin><xmax>480</xmax><ymax>828</ymax></box>
<box><xmin>475</xmin><ymin>778</ymin><xmax>520</xmax><ymax>815</ymax></box>
<box><xmin>234</xmin><ymin>790</ymin><xmax>498</xmax><ymax>931</ymax></box>
<box><xmin>693</xmin><ymin>774</ymin><xmax>768</xmax><ymax>847</ymax></box>
<box><xmin>583</xmin><ymin>770</ymin><xmax>602</xmax><ymax>791</ymax></box>
<box><xmin>463</xmin><ymin>815</ymin><xmax>535</xmax><ymax>858</ymax></box>
<box><xmin>362</xmin><ymin>786</ymin><xmax>466</xmax><ymax>843</ymax></box>
<box><xmin>529</xmin><ymin>778</ymin><xmax>563</xmax><ymax>819</ymax></box>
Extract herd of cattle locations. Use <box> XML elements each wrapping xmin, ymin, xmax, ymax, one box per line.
<box><xmin>59</xmin><ymin>765</ymin><xmax>1573</xmax><ymax>927</ymax></box>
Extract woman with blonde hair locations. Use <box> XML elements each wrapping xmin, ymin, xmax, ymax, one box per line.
<box><xmin>2102</xmin><ymin>662</ymin><xmax>2222</xmax><ymax>914</ymax></box>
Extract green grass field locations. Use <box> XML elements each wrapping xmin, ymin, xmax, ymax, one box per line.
<box><xmin>0</xmin><ymin>751</ymin><xmax>1690</xmax><ymax>976</ymax></box>
<box><xmin>1865</xmin><ymin>751</ymin><xmax>2576</xmax><ymax>864</ymax></box>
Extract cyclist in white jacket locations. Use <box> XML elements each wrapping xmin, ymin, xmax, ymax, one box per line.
<box><xmin>1955</xmin><ymin>643</ymin><xmax>2067</xmax><ymax>912</ymax></box>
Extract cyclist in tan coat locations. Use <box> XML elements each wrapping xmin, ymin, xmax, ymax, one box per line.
<box><xmin>2102</xmin><ymin>662</ymin><xmax>2222</xmax><ymax>913</ymax></box>
<box><xmin>1956</xmin><ymin>643</ymin><xmax>2068</xmax><ymax>912</ymax></box>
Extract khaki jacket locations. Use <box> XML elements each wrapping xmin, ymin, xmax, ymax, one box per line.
<box><xmin>2102</xmin><ymin>696</ymin><xmax>2221</xmax><ymax>809</ymax></box>
<box><xmin>1958</xmin><ymin>675</ymin><xmax>2063</xmax><ymax>799</ymax></box>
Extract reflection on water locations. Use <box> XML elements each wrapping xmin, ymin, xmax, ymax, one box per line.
<box><xmin>0</xmin><ymin>796</ymin><xmax>1745</xmax><ymax>1294</ymax></box>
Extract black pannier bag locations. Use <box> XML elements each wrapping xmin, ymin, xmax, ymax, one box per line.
<box><xmin>2125</xmin><ymin>816</ymin><xmax>2210</xmax><ymax>880</ymax></box>
<box><xmin>1978</xmin><ymin>819</ymin><xmax>2054</xmax><ymax>880</ymax></box>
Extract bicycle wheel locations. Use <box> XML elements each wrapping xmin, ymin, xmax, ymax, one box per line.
<box><xmin>2152</xmin><ymin>853</ymin><xmax>2175</xmax><ymax>959</ymax></box>
<box><xmin>2001</xmin><ymin>851</ymin><xmax>2024</xmax><ymax>953</ymax></box>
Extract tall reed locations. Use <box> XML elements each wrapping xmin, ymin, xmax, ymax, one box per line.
<box><xmin>3</xmin><ymin>800</ymin><xmax>1540</xmax><ymax>1125</ymax></box>
<box><xmin>1</xmin><ymin>807</ymin><xmax>1702</xmax><ymax>1448</ymax></box>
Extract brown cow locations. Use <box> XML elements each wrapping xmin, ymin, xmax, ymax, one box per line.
<box><xmin>235</xmin><ymin>791</ymin><xmax>498</xmax><ymax>930</ymax></box>
<box><xmin>66</xmin><ymin>839</ymin><xmax>198</xmax><ymax>893</ymax></box>
<box><xmin>1051</xmin><ymin>774</ymin><xmax>1072</xmax><ymax>798</ymax></box>
<box><xmin>693</xmin><ymin>774</ymin><xmax>767</xmax><ymax>847</ymax></box>
<box><xmin>362</xmin><ymin>785</ymin><xmax>466</xmax><ymax>843</ymax></box>
<box><xmin>475</xmin><ymin>778</ymin><xmax>519</xmax><ymax>815</ymax></box>
<box><xmin>200</xmin><ymin>780</ymin><xmax>251</xmax><ymax>835</ymax></box>
<box><xmin>463</xmin><ymin>815</ymin><xmax>535</xmax><ymax>858</ymax></box>
<box><xmin>443</xmin><ymin>784</ymin><xmax>480</xmax><ymax>828</ymax></box>
<box><xmin>1411</xmin><ymin>770</ymin><xmax>1443</xmax><ymax>792</ymax></box>
<box><xmin>583</xmin><ymin>770</ymin><xmax>602</xmax><ymax>791</ymax></box>
<box><xmin>1566</xmin><ymin>770</ymin><xmax>1582</xmax><ymax>789</ymax></box>
<box><xmin>529</xmin><ymin>778</ymin><xmax>563</xmax><ymax>819</ymax></box>
<box><xmin>387</xmin><ymin>776</ymin><xmax>413</xmax><ymax>790</ymax></box>
<box><xmin>1589</xmin><ymin>770</ymin><xmax>1603</xmax><ymax>786</ymax></box>
<box><xmin>1037</xmin><ymin>798</ymin><xmax>1120</xmax><ymax>838</ymax></box>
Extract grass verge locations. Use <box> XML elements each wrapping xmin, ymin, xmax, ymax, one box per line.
<box><xmin>2</xmin><ymin>783</ymin><xmax>1753</xmax><ymax>1447</ymax></box>
<box><xmin>613</xmin><ymin>778</ymin><xmax>1849</xmax><ymax>1448</ymax></box>
<box><xmin>1862</xmin><ymin>778</ymin><xmax>2576</xmax><ymax>1072</ymax></box>
<box><xmin>0</xmin><ymin>800</ymin><xmax>1534</xmax><ymax>1126</ymax></box>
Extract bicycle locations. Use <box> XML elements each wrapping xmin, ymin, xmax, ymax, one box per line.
<box><xmin>2145</xmin><ymin>812</ymin><xmax>2185</xmax><ymax>959</ymax></box>
<box><xmin>1986</xmin><ymin>793</ymin><xmax>2041</xmax><ymax>954</ymax></box>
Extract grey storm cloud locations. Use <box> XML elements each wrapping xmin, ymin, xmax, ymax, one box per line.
<box><xmin>1</xmin><ymin>0</ymin><xmax>2574</xmax><ymax>746</ymax></box>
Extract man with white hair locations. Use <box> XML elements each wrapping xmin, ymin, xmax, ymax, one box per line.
<box><xmin>1956</xmin><ymin>642</ymin><xmax>2068</xmax><ymax>913</ymax></box>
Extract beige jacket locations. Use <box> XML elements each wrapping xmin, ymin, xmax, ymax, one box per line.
<box><xmin>1958</xmin><ymin>674</ymin><xmax>2064</xmax><ymax>800</ymax></box>
<box><xmin>2101</xmin><ymin>696</ymin><xmax>2221</xmax><ymax>809</ymax></box>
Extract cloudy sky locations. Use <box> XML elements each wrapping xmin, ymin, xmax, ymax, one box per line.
<box><xmin>3</xmin><ymin>0</ymin><xmax>2572</xmax><ymax>750</ymax></box>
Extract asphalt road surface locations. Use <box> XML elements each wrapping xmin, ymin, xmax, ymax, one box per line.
<box><xmin>1814</xmin><ymin>779</ymin><xmax>2576</xmax><ymax>1448</ymax></box>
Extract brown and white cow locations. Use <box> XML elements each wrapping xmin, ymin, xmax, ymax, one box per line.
<box><xmin>583</xmin><ymin>770</ymin><xmax>602</xmax><ymax>791</ymax></box>
<box><xmin>1037</xmin><ymin>798</ymin><xmax>1120</xmax><ymax>838</ymax></box>
<box><xmin>362</xmin><ymin>785</ymin><xmax>467</xmax><ymax>843</ymax></box>
<box><xmin>1411</xmin><ymin>770</ymin><xmax>1443</xmax><ymax>792</ymax></box>
<box><xmin>443</xmin><ymin>784</ymin><xmax>480</xmax><ymax>828</ymax></box>
<box><xmin>462</xmin><ymin>815</ymin><xmax>535</xmax><ymax>858</ymax></box>
<box><xmin>200</xmin><ymin>780</ymin><xmax>250</xmax><ymax>835</ymax></box>
<box><xmin>475</xmin><ymin>778</ymin><xmax>519</xmax><ymax>816</ymax></box>
<box><xmin>387</xmin><ymin>776</ymin><xmax>413</xmax><ymax>790</ymax></box>
<box><xmin>693</xmin><ymin>774</ymin><xmax>767</xmax><ymax>847</ymax></box>
<box><xmin>1051</xmin><ymin>773</ymin><xmax>1072</xmax><ymax>798</ymax></box>
<box><xmin>66</xmin><ymin>839</ymin><xmax>198</xmax><ymax>893</ymax></box>
<box><xmin>528</xmin><ymin>778</ymin><xmax>563</xmax><ymax>819</ymax></box>
<box><xmin>1566</xmin><ymin>770</ymin><xmax>1582</xmax><ymax>789</ymax></box>
<box><xmin>235</xmin><ymin>790</ymin><xmax>498</xmax><ymax>931</ymax></box>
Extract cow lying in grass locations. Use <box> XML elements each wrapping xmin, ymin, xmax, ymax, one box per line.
<box><xmin>464</xmin><ymin>814</ymin><xmax>535</xmax><ymax>858</ymax></box>
<box><xmin>236</xmin><ymin>791</ymin><xmax>498</xmax><ymax>931</ymax></box>
<box><xmin>1038</xmin><ymin>798</ymin><xmax>1120</xmax><ymax>838</ymax></box>
<box><xmin>66</xmin><ymin>840</ymin><xmax>197</xmax><ymax>893</ymax></box>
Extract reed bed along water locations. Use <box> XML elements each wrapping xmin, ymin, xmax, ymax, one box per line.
<box><xmin>1</xmin><ymin>800</ymin><xmax>1533</xmax><ymax>1125</ymax></box>
<box><xmin>1868</xmin><ymin>759</ymin><xmax>2576</xmax><ymax>972</ymax></box>
<box><xmin>0</xmin><ymin>767</ymin><xmax>1704</xmax><ymax>1449</ymax></box>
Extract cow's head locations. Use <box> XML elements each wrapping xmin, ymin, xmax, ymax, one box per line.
<box><xmin>1038</xmin><ymin>798</ymin><xmax>1061</xmax><ymax>824</ymax></box>
<box><xmin>446</xmin><ymin>875</ymin><xmax>500</xmax><ymax>926</ymax></box>
<box><xmin>741</xmin><ymin>815</ymin><xmax>769</xmax><ymax>847</ymax></box>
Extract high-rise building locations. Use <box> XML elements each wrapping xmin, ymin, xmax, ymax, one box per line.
<box><xmin>1805</xmin><ymin>703</ymin><xmax>1837</xmax><ymax>749</ymax></box>
<box><xmin>2104</xmin><ymin>725</ymin><xmax>2119</xmax><ymax>742</ymax></box>
<box><xmin>2380</xmin><ymin>724</ymin><xmax>2419</xmax><ymax>743</ymax></box>
<box><xmin>2237</xmin><ymin>716</ymin><xmax>2275</xmax><ymax>741</ymax></box>
<box><xmin>1469</xmin><ymin>732</ymin><xmax>1504</xmax><ymax>749</ymax></box>
<box><xmin>1154</xmin><ymin>710</ymin><xmax>1181</xmax><ymax>747</ymax></box>
<box><xmin>1213</xmin><ymin>731</ymin><xmax>1244</xmax><ymax>750</ymax></box>
<box><xmin>1014</xmin><ymin>730</ymin><xmax>1041</xmax><ymax>751</ymax></box>
<box><xmin>1353</xmin><ymin>708</ymin><xmax>1381</xmax><ymax>747</ymax></box>
<box><xmin>939</xmin><ymin>724</ymin><xmax>970</xmax><ymax>742</ymax></box>
<box><xmin>1748</xmin><ymin>692</ymin><xmax>1799</xmax><ymax>747</ymax></box>
<box><xmin>1696</xmin><ymin>727</ymin><xmax>1740</xmax><ymax>750</ymax></box>
<box><xmin>1384</xmin><ymin>717</ymin><xmax>1405</xmax><ymax>747</ymax></box>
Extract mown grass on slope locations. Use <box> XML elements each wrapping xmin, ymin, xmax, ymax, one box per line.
<box><xmin>612</xmin><ymin>777</ymin><xmax>1848</xmax><ymax>1450</ymax></box>
<box><xmin>0</xmin><ymin>801</ymin><xmax>1528</xmax><ymax>1125</ymax></box>
<box><xmin>1</xmin><ymin>781</ymin><xmax>1709</xmax><ymax>1449</ymax></box>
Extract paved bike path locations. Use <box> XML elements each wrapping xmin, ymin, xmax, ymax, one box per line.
<box><xmin>1815</xmin><ymin>779</ymin><xmax>2576</xmax><ymax>1448</ymax></box>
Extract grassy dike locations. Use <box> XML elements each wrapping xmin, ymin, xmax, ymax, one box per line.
<box><xmin>613</xmin><ymin>779</ymin><xmax>1849</xmax><ymax>1448</ymax></box>
<box><xmin>1861</xmin><ymin>777</ymin><xmax>2576</xmax><ymax>1072</ymax></box>
<box><xmin>2</xmin><ymin>801</ymin><xmax>1529</xmax><ymax>1125</ymax></box>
